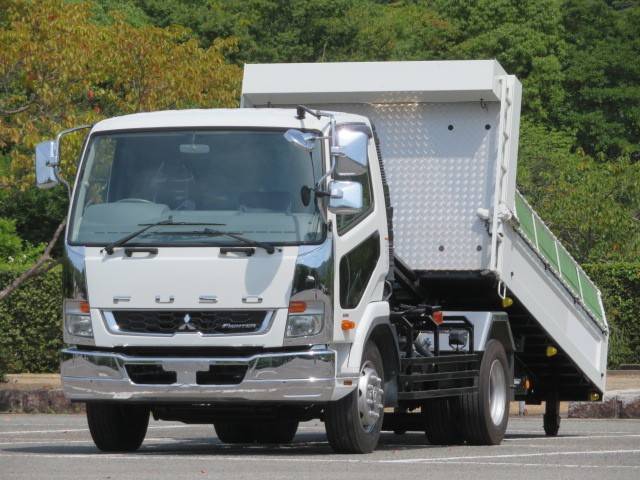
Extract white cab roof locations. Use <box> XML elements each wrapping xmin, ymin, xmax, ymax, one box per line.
<box><xmin>91</xmin><ymin>108</ymin><xmax>368</xmax><ymax>133</ymax></box>
<box><xmin>242</xmin><ymin>60</ymin><xmax>507</xmax><ymax>106</ymax></box>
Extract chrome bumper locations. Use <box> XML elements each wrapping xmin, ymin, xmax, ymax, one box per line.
<box><xmin>61</xmin><ymin>347</ymin><xmax>337</xmax><ymax>403</ymax></box>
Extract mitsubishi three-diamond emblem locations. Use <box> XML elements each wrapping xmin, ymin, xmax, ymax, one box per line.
<box><xmin>178</xmin><ymin>313</ymin><xmax>197</xmax><ymax>331</ymax></box>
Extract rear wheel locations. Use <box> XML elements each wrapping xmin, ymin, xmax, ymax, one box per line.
<box><xmin>460</xmin><ymin>340</ymin><xmax>510</xmax><ymax>445</ymax></box>
<box><xmin>423</xmin><ymin>397</ymin><xmax>465</xmax><ymax>445</ymax></box>
<box><xmin>325</xmin><ymin>341</ymin><xmax>385</xmax><ymax>453</ymax></box>
<box><xmin>543</xmin><ymin>397</ymin><xmax>561</xmax><ymax>436</ymax></box>
<box><xmin>86</xmin><ymin>403</ymin><xmax>149</xmax><ymax>452</ymax></box>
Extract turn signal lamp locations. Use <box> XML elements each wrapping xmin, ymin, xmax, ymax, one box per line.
<box><xmin>546</xmin><ymin>346</ymin><xmax>558</xmax><ymax>357</ymax></box>
<box><xmin>432</xmin><ymin>310</ymin><xmax>444</xmax><ymax>325</ymax></box>
<box><xmin>341</xmin><ymin>319</ymin><xmax>356</xmax><ymax>331</ymax></box>
<box><xmin>79</xmin><ymin>301</ymin><xmax>90</xmax><ymax>314</ymax></box>
<box><xmin>589</xmin><ymin>392</ymin><xmax>600</xmax><ymax>401</ymax></box>
<box><xmin>501</xmin><ymin>297</ymin><xmax>514</xmax><ymax>308</ymax></box>
<box><xmin>288</xmin><ymin>301</ymin><xmax>307</xmax><ymax>314</ymax></box>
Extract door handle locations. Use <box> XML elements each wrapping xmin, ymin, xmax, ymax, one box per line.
<box><xmin>155</xmin><ymin>295</ymin><xmax>175</xmax><ymax>304</ymax></box>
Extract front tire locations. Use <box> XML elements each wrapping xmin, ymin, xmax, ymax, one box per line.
<box><xmin>254</xmin><ymin>420</ymin><xmax>299</xmax><ymax>443</ymax></box>
<box><xmin>86</xmin><ymin>403</ymin><xmax>149</xmax><ymax>452</ymax></box>
<box><xmin>460</xmin><ymin>339</ymin><xmax>510</xmax><ymax>445</ymax></box>
<box><xmin>214</xmin><ymin>420</ymin><xmax>299</xmax><ymax>444</ymax></box>
<box><xmin>325</xmin><ymin>341</ymin><xmax>385</xmax><ymax>453</ymax></box>
<box><xmin>214</xmin><ymin>422</ymin><xmax>255</xmax><ymax>444</ymax></box>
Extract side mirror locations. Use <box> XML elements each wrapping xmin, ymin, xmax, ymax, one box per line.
<box><xmin>35</xmin><ymin>140</ymin><xmax>59</xmax><ymax>189</ymax></box>
<box><xmin>284</xmin><ymin>129</ymin><xmax>318</xmax><ymax>151</ymax></box>
<box><xmin>328</xmin><ymin>180</ymin><xmax>363</xmax><ymax>215</ymax></box>
<box><xmin>333</xmin><ymin>128</ymin><xmax>368</xmax><ymax>177</ymax></box>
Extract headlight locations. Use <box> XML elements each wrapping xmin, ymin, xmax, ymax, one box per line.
<box><xmin>64</xmin><ymin>299</ymin><xmax>93</xmax><ymax>338</ymax></box>
<box><xmin>286</xmin><ymin>301</ymin><xmax>324</xmax><ymax>338</ymax></box>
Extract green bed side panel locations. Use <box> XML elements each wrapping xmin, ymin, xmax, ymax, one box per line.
<box><xmin>579</xmin><ymin>270</ymin><xmax>604</xmax><ymax>321</ymax></box>
<box><xmin>534</xmin><ymin>218</ymin><xmax>559</xmax><ymax>271</ymax></box>
<box><xmin>515</xmin><ymin>194</ymin><xmax>535</xmax><ymax>244</ymax></box>
<box><xmin>515</xmin><ymin>191</ymin><xmax>605</xmax><ymax>325</ymax></box>
<box><xmin>557</xmin><ymin>245</ymin><xmax>581</xmax><ymax>294</ymax></box>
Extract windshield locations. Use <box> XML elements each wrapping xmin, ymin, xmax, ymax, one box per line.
<box><xmin>69</xmin><ymin>129</ymin><xmax>325</xmax><ymax>246</ymax></box>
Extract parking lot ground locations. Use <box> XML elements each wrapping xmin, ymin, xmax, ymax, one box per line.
<box><xmin>1</xmin><ymin>414</ymin><xmax>640</xmax><ymax>480</ymax></box>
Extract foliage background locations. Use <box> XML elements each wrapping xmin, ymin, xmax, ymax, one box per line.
<box><xmin>0</xmin><ymin>0</ymin><xmax>639</xmax><ymax>374</ymax></box>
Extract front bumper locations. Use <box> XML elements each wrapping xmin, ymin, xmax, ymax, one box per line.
<box><xmin>61</xmin><ymin>347</ymin><xmax>341</xmax><ymax>403</ymax></box>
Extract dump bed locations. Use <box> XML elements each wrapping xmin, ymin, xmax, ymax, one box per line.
<box><xmin>241</xmin><ymin>60</ymin><xmax>608</xmax><ymax>394</ymax></box>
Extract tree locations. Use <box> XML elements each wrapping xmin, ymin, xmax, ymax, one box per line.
<box><xmin>561</xmin><ymin>0</ymin><xmax>640</xmax><ymax>157</ymax></box>
<box><xmin>0</xmin><ymin>0</ymin><xmax>241</xmax><ymax>298</ymax></box>
<box><xmin>1</xmin><ymin>0</ymin><xmax>241</xmax><ymax>189</ymax></box>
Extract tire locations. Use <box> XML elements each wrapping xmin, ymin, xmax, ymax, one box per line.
<box><xmin>254</xmin><ymin>420</ymin><xmax>299</xmax><ymax>443</ymax></box>
<box><xmin>214</xmin><ymin>420</ymin><xmax>299</xmax><ymax>444</ymax></box>
<box><xmin>325</xmin><ymin>341</ymin><xmax>385</xmax><ymax>454</ymax></box>
<box><xmin>543</xmin><ymin>398</ymin><xmax>561</xmax><ymax>436</ymax></box>
<box><xmin>214</xmin><ymin>422</ymin><xmax>256</xmax><ymax>444</ymax></box>
<box><xmin>460</xmin><ymin>339</ymin><xmax>510</xmax><ymax>445</ymax></box>
<box><xmin>423</xmin><ymin>397</ymin><xmax>465</xmax><ymax>445</ymax></box>
<box><xmin>86</xmin><ymin>403</ymin><xmax>149</xmax><ymax>452</ymax></box>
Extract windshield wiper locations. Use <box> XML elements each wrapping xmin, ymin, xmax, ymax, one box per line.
<box><xmin>158</xmin><ymin>227</ymin><xmax>276</xmax><ymax>254</ymax></box>
<box><xmin>102</xmin><ymin>219</ymin><xmax>226</xmax><ymax>255</ymax></box>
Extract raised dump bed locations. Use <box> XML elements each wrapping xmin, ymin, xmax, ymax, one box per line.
<box><xmin>242</xmin><ymin>60</ymin><xmax>608</xmax><ymax>397</ymax></box>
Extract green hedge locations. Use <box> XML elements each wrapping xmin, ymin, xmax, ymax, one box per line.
<box><xmin>0</xmin><ymin>263</ymin><xmax>638</xmax><ymax>375</ymax></box>
<box><xmin>0</xmin><ymin>265</ymin><xmax>63</xmax><ymax>377</ymax></box>
<box><xmin>583</xmin><ymin>263</ymin><xmax>640</xmax><ymax>368</ymax></box>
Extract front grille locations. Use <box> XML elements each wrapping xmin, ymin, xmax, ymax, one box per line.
<box><xmin>112</xmin><ymin>310</ymin><xmax>268</xmax><ymax>335</ymax></box>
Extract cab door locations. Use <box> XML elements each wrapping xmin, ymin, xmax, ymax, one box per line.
<box><xmin>329</xmin><ymin>125</ymin><xmax>390</xmax><ymax>343</ymax></box>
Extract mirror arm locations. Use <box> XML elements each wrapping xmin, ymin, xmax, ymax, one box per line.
<box><xmin>296</xmin><ymin>105</ymin><xmax>322</xmax><ymax>120</ymax></box>
<box><xmin>52</xmin><ymin>125</ymin><xmax>92</xmax><ymax>198</ymax></box>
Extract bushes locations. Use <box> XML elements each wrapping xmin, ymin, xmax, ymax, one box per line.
<box><xmin>0</xmin><ymin>265</ymin><xmax>62</xmax><ymax>374</ymax></box>
<box><xmin>0</xmin><ymin>262</ymin><xmax>637</xmax><ymax>374</ymax></box>
<box><xmin>584</xmin><ymin>263</ymin><xmax>640</xmax><ymax>368</ymax></box>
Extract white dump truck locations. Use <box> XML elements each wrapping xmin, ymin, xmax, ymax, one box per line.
<box><xmin>35</xmin><ymin>60</ymin><xmax>608</xmax><ymax>453</ymax></box>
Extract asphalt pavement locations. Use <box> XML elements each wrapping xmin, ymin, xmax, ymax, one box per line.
<box><xmin>1</xmin><ymin>414</ymin><xmax>639</xmax><ymax>479</ymax></box>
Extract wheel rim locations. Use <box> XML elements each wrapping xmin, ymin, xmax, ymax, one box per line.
<box><xmin>488</xmin><ymin>359</ymin><xmax>507</xmax><ymax>425</ymax></box>
<box><xmin>357</xmin><ymin>360</ymin><xmax>384</xmax><ymax>433</ymax></box>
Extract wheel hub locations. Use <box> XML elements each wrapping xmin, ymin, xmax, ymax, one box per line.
<box><xmin>488</xmin><ymin>358</ymin><xmax>507</xmax><ymax>425</ymax></box>
<box><xmin>357</xmin><ymin>361</ymin><xmax>384</xmax><ymax>432</ymax></box>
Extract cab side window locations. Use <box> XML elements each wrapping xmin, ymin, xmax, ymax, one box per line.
<box><xmin>335</xmin><ymin>136</ymin><xmax>374</xmax><ymax>235</ymax></box>
<box><xmin>339</xmin><ymin>232</ymin><xmax>381</xmax><ymax>308</ymax></box>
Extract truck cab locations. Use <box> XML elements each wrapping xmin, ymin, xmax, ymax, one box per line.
<box><xmin>42</xmin><ymin>107</ymin><xmax>398</xmax><ymax>452</ymax></box>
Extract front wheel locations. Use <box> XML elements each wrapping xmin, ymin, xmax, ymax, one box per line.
<box><xmin>254</xmin><ymin>420</ymin><xmax>299</xmax><ymax>444</ymax></box>
<box><xmin>214</xmin><ymin>422</ymin><xmax>255</xmax><ymax>444</ymax></box>
<box><xmin>325</xmin><ymin>341</ymin><xmax>385</xmax><ymax>453</ymax></box>
<box><xmin>86</xmin><ymin>403</ymin><xmax>149</xmax><ymax>452</ymax></box>
<box><xmin>460</xmin><ymin>339</ymin><xmax>510</xmax><ymax>445</ymax></box>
